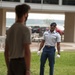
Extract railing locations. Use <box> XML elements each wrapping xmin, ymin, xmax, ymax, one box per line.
<box><xmin>1</xmin><ymin>0</ymin><xmax>75</xmax><ymax>6</ymax></box>
<box><xmin>63</xmin><ymin>0</ymin><xmax>75</xmax><ymax>6</ymax></box>
<box><xmin>0</xmin><ymin>0</ymin><xmax>75</xmax><ymax>12</ymax></box>
<box><xmin>0</xmin><ymin>36</ymin><xmax>6</xmax><ymax>51</ymax></box>
<box><xmin>2</xmin><ymin>0</ymin><xmax>20</xmax><ymax>2</ymax></box>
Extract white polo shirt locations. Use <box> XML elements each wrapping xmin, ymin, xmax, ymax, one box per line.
<box><xmin>42</xmin><ymin>30</ymin><xmax>61</xmax><ymax>46</ymax></box>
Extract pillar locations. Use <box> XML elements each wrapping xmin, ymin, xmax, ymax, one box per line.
<box><xmin>64</xmin><ymin>12</ymin><xmax>75</xmax><ymax>42</ymax></box>
<box><xmin>0</xmin><ymin>8</ymin><xmax>6</xmax><ymax>36</ymax></box>
<box><xmin>20</xmin><ymin>0</ymin><xmax>24</xmax><ymax>3</ymax></box>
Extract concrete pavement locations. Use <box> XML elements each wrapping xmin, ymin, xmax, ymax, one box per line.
<box><xmin>0</xmin><ymin>42</ymin><xmax>75</xmax><ymax>52</ymax></box>
<box><xmin>30</xmin><ymin>42</ymin><xmax>75</xmax><ymax>52</ymax></box>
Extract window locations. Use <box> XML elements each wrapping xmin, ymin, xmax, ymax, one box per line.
<box><xmin>2</xmin><ymin>0</ymin><xmax>20</xmax><ymax>2</ymax></box>
<box><xmin>25</xmin><ymin>0</ymin><xmax>41</xmax><ymax>3</ymax></box>
<box><xmin>63</xmin><ymin>0</ymin><xmax>75</xmax><ymax>5</ymax></box>
<box><xmin>43</xmin><ymin>0</ymin><xmax>59</xmax><ymax>4</ymax></box>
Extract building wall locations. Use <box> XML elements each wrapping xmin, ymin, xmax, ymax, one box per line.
<box><xmin>0</xmin><ymin>0</ymin><xmax>75</xmax><ymax>42</ymax></box>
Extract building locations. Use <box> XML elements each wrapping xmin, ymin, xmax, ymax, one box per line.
<box><xmin>0</xmin><ymin>0</ymin><xmax>75</xmax><ymax>42</ymax></box>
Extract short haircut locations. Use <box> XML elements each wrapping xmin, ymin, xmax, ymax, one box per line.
<box><xmin>50</xmin><ymin>22</ymin><xmax>57</xmax><ymax>26</ymax></box>
<box><xmin>15</xmin><ymin>4</ymin><xmax>30</xmax><ymax>18</ymax></box>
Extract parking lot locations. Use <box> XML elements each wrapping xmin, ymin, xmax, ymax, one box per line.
<box><xmin>0</xmin><ymin>34</ymin><xmax>75</xmax><ymax>52</ymax></box>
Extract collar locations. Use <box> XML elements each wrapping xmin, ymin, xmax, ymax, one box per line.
<box><xmin>48</xmin><ymin>30</ymin><xmax>56</xmax><ymax>33</ymax></box>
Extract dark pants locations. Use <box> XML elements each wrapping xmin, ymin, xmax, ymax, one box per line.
<box><xmin>40</xmin><ymin>46</ymin><xmax>56</xmax><ymax>75</ymax></box>
<box><xmin>7</xmin><ymin>58</ymin><xmax>26</xmax><ymax>75</ymax></box>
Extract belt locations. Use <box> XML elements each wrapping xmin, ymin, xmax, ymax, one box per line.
<box><xmin>10</xmin><ymin>57</ymin><xmax>24</xmax><ymax>60</ymax></box>
<box><xmin>45</xmin><ymin>45</ymin><xmax>54</xmax><ymax>48</ymax></box>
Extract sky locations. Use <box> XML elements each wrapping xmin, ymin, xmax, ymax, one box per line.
<box><xmin>6</xmin><ymin>12</ymin><xmax>65</xmax><ymax>30</ymax></box>
<box><xmin>6</xmin><ymin>12</ymin><xmax>65</xmax><ymax>20</ymax></box>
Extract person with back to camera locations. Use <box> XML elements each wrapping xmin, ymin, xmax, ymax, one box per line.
<box><xmin>4</xmin><ymin>4</ymin><xmax>31</xmax><ymax>75</ymax></box>
<box><xmin>37</xmin><ymin>22</ymin><xmax>61</xmax><ymax>75</ymax></box>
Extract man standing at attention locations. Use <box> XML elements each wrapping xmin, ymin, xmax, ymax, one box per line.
<box><xmin>4</xmin><ymin>4</ymin><xmax>31</xmax><ymax>75</ymax></box>
<box><xmin>37</xmin><ymin>22</ymin><xmax>61</xmax><ymax>75</ymax></box>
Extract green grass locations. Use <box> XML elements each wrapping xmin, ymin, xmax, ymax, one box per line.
<box><xmin>0</xmin><ymin>51</ymin><xmax>75</xmax><ymax>75</ymax></box>
<box><xmin>0</xmin><ymin>52</ymin><xmax>7</xmax><ymax>75</ymax></box>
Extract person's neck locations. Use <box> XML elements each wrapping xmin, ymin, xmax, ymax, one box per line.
<box><xmin>50</xmin><ymin>30</ymin><xmax>54</xmax><ymax>33</ymax></box>
<box><xmin>16</xmin><ymin>19</ymin><xmax>24</xmax><ymax>25</ymax></box>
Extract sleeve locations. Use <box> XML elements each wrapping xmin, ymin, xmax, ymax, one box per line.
<box><xmin>42</xmin><ymin>32</ymin><xmax>45</xmax><ymax>40</ymax></box>
<box><xmin>56</xmin><ymin>33</ymin><xmax>61</xmax><ymax>42</ymax></box>
<box><xmin>23</xmin><ymin>28</ymin><xmax>31</xmax><ymax>44</ymax></box>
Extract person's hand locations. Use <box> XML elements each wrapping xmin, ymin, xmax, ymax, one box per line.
<box><xmin>37</xmin><ymin>51</ymin><xmax>41</xmax><ymax>56</ymax></box>
<box><xmin>7</xmin><ymin>70</ymin><xmax>8</xmax><ymax>75</ymax></box>
<box><xmin>56</xmin><ymin>54</ymin><xmax>60</xmax><ymax>58</ymax></box>
<box><xmin>26</xmin><ymin>71</ymin><xmax>31</xmax><ymax>75</ymax></box>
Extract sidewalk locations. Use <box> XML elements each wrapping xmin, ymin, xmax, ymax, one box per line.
<box><xmin>0</xmin><ymin>42</ymin><xmax>75</xmax><ymax>52</ymax></box>
<box><xmin>30</xmin><ymin>42</ymin><xmax>75</xmax><ymax>52</ymax></box>
<box><xmin>60</xmin><ymin>42</ymin><xmax>75</xmax><ymax>50</ymax></box>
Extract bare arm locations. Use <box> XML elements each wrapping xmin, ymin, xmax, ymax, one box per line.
<box><xmin>4</xmin><ymin>40</ymin><xmax>9</xmax><ymax>69</ymax></box>
<box><xmin>24</xmin><ymin>43</ymin><xmax>31</xmax><ymax>73</ymax></box>
<box><xmin>57</xmin><ymin>42</ymin><xmax>60</xmax><ymax>55</ymax></box>
<box><xmin>38</xmin><ymin>40</ymin><xmax>45</xmax><ymax>51</ymax></box>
